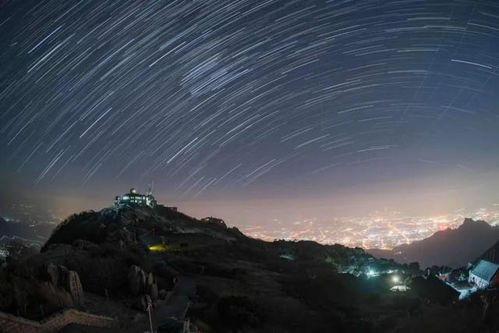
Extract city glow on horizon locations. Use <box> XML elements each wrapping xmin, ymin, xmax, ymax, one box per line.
<box><xmin>1</xmin><ymin>0</ymin><xmax>499</xmax><ymax>249</ymax></box>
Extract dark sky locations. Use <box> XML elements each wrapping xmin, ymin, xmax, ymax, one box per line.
<box><xmin>1</xmin><ymin>0</ymin><xmax>499</xmax><ymax>224</ymax></box>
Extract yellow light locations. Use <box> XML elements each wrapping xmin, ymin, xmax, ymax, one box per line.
<box><xmin>148</xmin><ymin>244</ymin><xmax>168</xmax><ymax>252</ymax></box>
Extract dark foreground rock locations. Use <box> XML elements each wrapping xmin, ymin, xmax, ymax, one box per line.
<box><xmin>1</xmin><ymin>205</ymin><xmax>498</xmax><ymax>332</ymax></box>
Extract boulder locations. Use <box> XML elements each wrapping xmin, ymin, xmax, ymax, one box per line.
<box><xmin>134</xmin><ymin>294</ymin><xmax>152</xmax><ymax>311</ymax></box>
<box><xmin>37</xmin><ymin>263</ymin><xmax>84</xmax><ymax>308</ymax></box>
<box><xmin>128</xmin><ymin>265</ymin><xmax>158</xmax><ymax>300</ymax></box>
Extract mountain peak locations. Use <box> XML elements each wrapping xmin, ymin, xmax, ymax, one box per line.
<box><xmin>460</xmin><ymin>218</ymin><xmax>489</xmax><ymax>228</ymax></box>
<box><xmin>42</xmin><ymin>204</ymin><xmax>243</xmax><ymax>253</ymax></box>
<box><xmin>369</xmin><ymin>218</ymin><xmax>499</xmax><ymax>268</ymax></box>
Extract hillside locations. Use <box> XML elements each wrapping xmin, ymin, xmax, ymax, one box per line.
<box><xmin>369</xmin><ymin>219</ymin><xmax>499</xmax><ymax>269</ymax></box>
<box><xmin>0</xmin><ymin>205</ymin><xmax>498</xmax><ymax>332</ymax></box>
<box><xmin>479</xmin><ymin>240</ymin><xmax>499</xmax><ymax>264</ymax></box>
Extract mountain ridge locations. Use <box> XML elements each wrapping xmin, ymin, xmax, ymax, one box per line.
<box><xmin>1</xmin><ymin>205</ymin><xmax>498</xmax><ymax>332</ymax></box>
<box><xmin>368</xmin><ymin>218</ymin><xmax>499</xmax><ymax>269</ymax></box>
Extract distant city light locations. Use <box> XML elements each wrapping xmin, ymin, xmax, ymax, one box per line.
<box><xmin>242</xmin><ymin>208</ymin><xmax>499</xmax><ymax>250</ymax></box>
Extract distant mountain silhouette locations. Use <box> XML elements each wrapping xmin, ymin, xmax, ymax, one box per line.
<box><xmin>0</xmin><ymin>216</ymin><xmax>53</xmax><ymax>244</ymax></box>
<box><xmin>369</xmin><ymin>218</ymin><xmax>499</xmax><ymax>269</ymax></box>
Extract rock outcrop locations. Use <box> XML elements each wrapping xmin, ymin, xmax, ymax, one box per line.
<box><xmin>128</xmin><ymin>264</ymin><xmax>158</xmax><ymax>310</ymax></box>
<box><xmin>128</xmin><ymin>264</ymin><xmax>158</xmax><ymax>299</ymax></box>
<box><xmin>39</xmin><ymin>263</ymin><xmax>84</xmax><ymax>308</ymax></box>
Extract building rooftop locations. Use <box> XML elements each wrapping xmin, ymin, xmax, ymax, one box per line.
<box><xmin>470</xmin><ymin>260</ymin><xmax>499</xmax><ymax>282</ymax></box>
<box><xmin>114</xmin><ymin>187</ymin><xmax>157</xmax><ymax>208</ymax></box>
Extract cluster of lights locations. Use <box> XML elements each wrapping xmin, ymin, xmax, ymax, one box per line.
<box><xmin>364</xmin><ymin>270</ymin><xmax>409</xmax><ymax>293</ymax></box>
<box><xmin>366</xmin><ymin>269</ymin><xmax>379</xmax><ymax>278</ymax></box>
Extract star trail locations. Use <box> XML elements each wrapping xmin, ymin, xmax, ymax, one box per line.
<box><xmin>1</xmin><ymin>0</ymin><xmax>499</xmax><ymax>222</ymax></box>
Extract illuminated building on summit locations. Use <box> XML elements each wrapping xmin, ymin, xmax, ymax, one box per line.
<box><xmin>114</xmin><ymin>188</ymin><xmax>157</xmax><ymax>208</ymax></box>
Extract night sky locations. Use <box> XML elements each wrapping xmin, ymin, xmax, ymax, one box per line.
<box><xmin>1</xmin><ymin>0</ymin><xmax>499</xmax><ymax>224</ymax></box>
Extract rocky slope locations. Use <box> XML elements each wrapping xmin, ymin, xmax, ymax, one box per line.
<box><xmin>479</xmin><ymin>240</ymin><xmax>499</xmax><ymax>264</ymax></box>
<box><xmin>1</xmin><ymin>205</ymin><xmax>498</xmax><ymax>332</ymax></box>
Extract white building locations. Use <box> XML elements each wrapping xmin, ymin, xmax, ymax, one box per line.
<box><xmin>468</xmin><ymin>260</ymin><xmax>499</xmax><ymax>289</ymax></box>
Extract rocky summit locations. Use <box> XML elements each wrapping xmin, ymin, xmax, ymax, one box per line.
<box><xmin>0</xmin><ymin>204</ymin><xmax>498</xmax><ymax>332</ymax></box>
